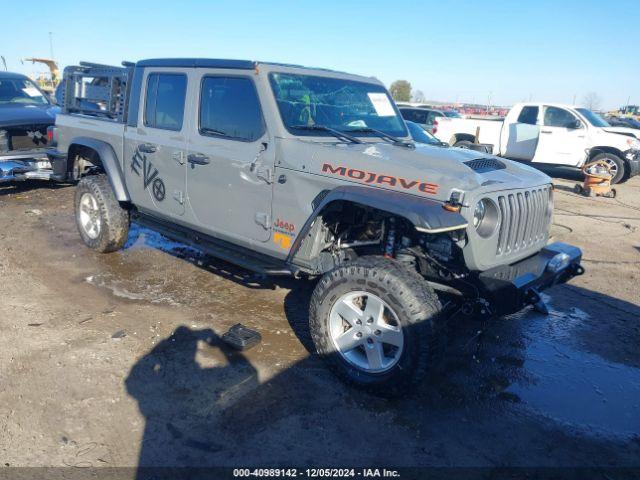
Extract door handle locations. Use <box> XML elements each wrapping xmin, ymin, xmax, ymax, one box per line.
<box><xmin>540</xmin><ymin>130</ymin><xmax>552</xmax><ymax>134</ymax></box>
<box><xmin>138</xmin><ymin>143</ymin><xmax>157</xmax><ymax>153</ymax></box>
<box><xmin>187</xmin><ymin>153</ymin><xmax>211</xmax><ymax>165</ymax></box>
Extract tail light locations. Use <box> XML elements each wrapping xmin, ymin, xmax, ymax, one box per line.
<box><xmin>47</xmin><ymin>126</ymin><xmax>57</xmax><ymax>147</ymax></box>
<box><xmin>433</xmin><ymin>119</ymin><xmax>438</xmax><ymax>135</ymax></box>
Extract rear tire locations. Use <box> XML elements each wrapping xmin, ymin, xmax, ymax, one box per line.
<box><xmin>592</xmin><ymin>152</ymin><xmax>626</xmax><ymax>184</ymax></box>
<box><xmin>75</xmin><ymin>174</ymin><xmax>130</xmax><ymax>253</ymax></box>
<box><xmin>454</xmin><ymin>140</ymin><xmax>475</xmax><ymax>150</ymax></box>
<box><xmin>309</xmin><ymin>256</ymin><xmax>444</xmax><ymax>397</ymax></box>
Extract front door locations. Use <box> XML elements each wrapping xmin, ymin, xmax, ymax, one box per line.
<box><xmin>124</xmin><ymin>69</ymin><xmax>190</xmax><ymax>218</ymax></box>
<box><xmin>532</xmin><ymin>105</ymin><xmax>588</xmax><ymax>166</ymax></box>
<box><xmin>185</xmin><ymin>72</ymin><xmax>273</xmax><ymax>243</ymax></box>
<box><xmin>501</xmin><ymin>105</ymin><xmax>540</xmax><ymax>161</ymax></box>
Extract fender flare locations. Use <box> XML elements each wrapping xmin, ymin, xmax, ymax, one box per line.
<box><xmin>287</xmin><ymin>185</ymin><xmax>468</xmax><ymax>262</ymax></box>
<box><xmin>69</xmin><ymin>137</ymin><xmax>130</xmax><ymax>201</ymax></box>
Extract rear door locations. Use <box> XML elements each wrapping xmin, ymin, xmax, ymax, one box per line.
<box><xmin>532</xmin><ymin>106</ymin><xmax>588</xmax><ymax>166</ymax></box>
<box><xmin>185</xmin><ymin>71</ymin><xmax>273</xmax><ymax>243</ymax></box>
<box><xmin>124</xmin><ymin>68</ymin><xmax>191</xmax><ymax>218</ymax></box>
<box><xmin>501</xmin><ymin>105</ymin><xmax>540</xmax><ymax>161</ymax></box>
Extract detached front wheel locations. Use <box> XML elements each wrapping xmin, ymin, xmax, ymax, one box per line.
<box><xmin>75</xmin><ymin>174</ymin><xmax>130</xmax><ymax>253</ymax></box>
<box><xmin>309</xmin><ymin>256</ymin><xmax>444</xmax><ymax>396</ymax></box>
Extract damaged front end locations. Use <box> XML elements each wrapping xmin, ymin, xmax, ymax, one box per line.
<box><xmin>0</xmin><ymin>126</ymin><xmax>54</xmax><ymax>183</ymax></box>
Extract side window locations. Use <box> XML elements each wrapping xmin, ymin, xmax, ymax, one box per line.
<box><xmin>413</xmin><ymin>110</ymin><xmax>428</xmax><ymax>124</ymax></box>
<box><xmin>426</xmin><ymin>111</ymin><xmax>439</xmax><ymax>125</ymax></box>
<box><xmin>199</xmin><ymin>76</ymin><xmax>265</xmax><ymax>141</ymax></box>
<box><xmin>517</xmin><ymin>106</ymin><xmax>539</xmax><ymax>125</ymax></box>
<box><xmin>544</xmin><ymin>106</ymin><xmax>577</xmax><ymax>128</ymax></box>
<box><xmin>400</xmin><ymin>109</ymin><xmax>415</xmax><ymax>122</ymax></box>
<box><xmin>144</xmin><ymin>73</ymin><xmax>187</xmax><ymax>131</ymax></box>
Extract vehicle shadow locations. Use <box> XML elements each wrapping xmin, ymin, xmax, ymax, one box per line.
<box><xmin>123</xmin><ymin>223</ymin><xmax>300</xmax><ymax>291</ymax></box>
<box><xmin>0</xmin><ymin>179</ymin><xmax>70</xmax><ymax>197</ymax></box>
<box><xmin>125</xmin><ymin>284</ymin><xmax>640</xmax><ymax>474</ymax></box>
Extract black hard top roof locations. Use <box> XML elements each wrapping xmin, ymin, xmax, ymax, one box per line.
<box><xmin>135</xmin><ymin>58</ymin><xmax>351</xmax><ymax>76</ymax></box>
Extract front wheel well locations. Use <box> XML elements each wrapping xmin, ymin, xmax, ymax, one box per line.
<box><xmin>588</xmin><ymin>146</ymin><xmax>624</xmax><ymax>161</ymax></box>
<box><xmin>292</xmin><ymin>200</ymin><xmax>467</xmax><ymax>279</ymax></box>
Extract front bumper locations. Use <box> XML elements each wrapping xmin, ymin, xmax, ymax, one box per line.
<box><xmin>624</xmin><ymin>149</ymin><xmax>640</xmax><ymax>177</ymax></box>
<box><xmin>475</xmin><ymin>242</ymin><xmax>584</xmax><ymax>316</ymax></box>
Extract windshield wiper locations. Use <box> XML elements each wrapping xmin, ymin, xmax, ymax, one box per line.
<box><xmin>345</xmin><ymin>127</ymin><xmax>414</xmax><ymax>148</ymax></box>
<box><xmin>290</xmin><ymin>124</ymin><xmax>362</xmax><ymax>144</ymax></box>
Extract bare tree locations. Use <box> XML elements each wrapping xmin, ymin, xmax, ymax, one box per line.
<box><xmin>582</xmin><ymin>92</ymin><xmax>602</xmax><ymax>111</ymax></box>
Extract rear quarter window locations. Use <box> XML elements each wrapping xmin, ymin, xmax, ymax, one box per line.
<box><xmin>144</xmin><ymin>73</ymin><xmax>187</xmax><ymax>131</ymax></box>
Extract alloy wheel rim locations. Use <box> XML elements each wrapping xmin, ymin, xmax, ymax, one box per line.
<box><xmin>602</xmin><ymin>157</ymin><xmax>618</xmax><ymax>177</ymax></box>
<box><xmin>329</xmin><ymin>291</ymin><xmax>404</xmax><ymax>373</ymax></box>
<box><xmin>79</xmin><ymin>193</ymin><xmax>101</xmax><ymax>239</ymax></box>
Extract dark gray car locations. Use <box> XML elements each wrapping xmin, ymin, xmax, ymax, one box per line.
<box><xmin>400</xmin><ymin>107</ymin><xmax>460</xmax><ymax>133</ymax></box>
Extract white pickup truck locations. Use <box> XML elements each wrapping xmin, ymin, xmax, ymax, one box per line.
<box><xmin>433</xmin><ymin>102</ymin><xmax>640</xmax><ymax>183</ymax></box>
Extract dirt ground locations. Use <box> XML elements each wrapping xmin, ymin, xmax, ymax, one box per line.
<box><xmin>0</xmin><ymin>167</ymin><xmax>639</xmax><ymax>476</ymax></box>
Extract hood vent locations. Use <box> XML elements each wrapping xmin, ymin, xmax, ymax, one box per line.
<box><xmin>464</xmin><ymin>157</ymin><xmax>506</xmax><ymax>173</ymax></box>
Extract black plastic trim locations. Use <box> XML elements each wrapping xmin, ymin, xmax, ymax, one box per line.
<box><xmin>136</xmin><ymin>58</ymin><xmax>255</xmax><ymax>69</ymax></box>
<box><xmin>68</xmin><ymin>137</ymin><xmax>130</xmax><ymax>201</ymax></box>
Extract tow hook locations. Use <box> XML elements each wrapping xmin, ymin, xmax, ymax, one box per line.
<box><xmin>525</xmin><ymin>288</ymin><xmax>549</xmax><ymax>315</ymax></box>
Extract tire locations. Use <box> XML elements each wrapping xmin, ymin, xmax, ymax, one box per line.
<box><xmin>454</xmin><ymin>140</ymin><xmax>475</xmax><ymax>150</ymax></box>
<box><xmin>75</xmin><ymin>174</ymin><xmax>130</xmax><ymax>253</ymax></box>
<box><xmin>592</xmin><ymin>152</ymin><xmax>626</xmax><ymax>184</ymax></box>
<box><xmin>309</xmin><ymin>256</ymin><xmax>444</xmax><ymax>396</ymax></box>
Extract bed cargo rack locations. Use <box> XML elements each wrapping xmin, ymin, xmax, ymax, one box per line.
<box><xmin>60</xmin><ymin>61</ymin><xmax>134</xmax><ymax>122</ymax></box>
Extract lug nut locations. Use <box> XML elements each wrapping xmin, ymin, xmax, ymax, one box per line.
<box><xmin>374</xmin><ymin>330</ymin><xmax>381</xmax><ymax>336</ymax></box>
<box><xmin>367</xmin><ymin>317</ymin><xmax>373</xmax><ymax>324</ymax></box>
<box><xmin>355</xmin><ymin>319</ymin><xmax>362</xmax><ymax>325</ymax></box>
<box><xmin>367</xmin><ymin>338</ymin><xmax>374</xmax><ymax>344</ymax></box>
<box><xmin>356</xmin><ymin>332</ymin><xmax>363</xmax><ymax>338</ymax></box>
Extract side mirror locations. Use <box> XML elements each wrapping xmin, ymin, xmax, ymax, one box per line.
<box><xmin>568</xmin><ymin>119</ymin><xmax>582</xmax><ymax>129</ymax></box>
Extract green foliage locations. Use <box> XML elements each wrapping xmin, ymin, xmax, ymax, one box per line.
<box><xmin>389</xmin><ymin>80</ymin><xmax>412</xmax><ymax>102</ymax></box>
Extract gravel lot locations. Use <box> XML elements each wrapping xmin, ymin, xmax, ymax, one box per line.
<box><xmin>0</xmin><ymin>168</ymin><xmax>639</xmax><ymax>475</ymax></box>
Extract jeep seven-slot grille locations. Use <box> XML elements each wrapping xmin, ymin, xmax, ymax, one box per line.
<box><xmin>496</xmin><ymin>186</ymin><xmax>552</xmax><ymax>256</ymax></box>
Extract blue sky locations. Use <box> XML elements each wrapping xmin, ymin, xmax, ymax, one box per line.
<box><xmin>2</xmin><ymin>0</ymin><xmax>637</xmax><ymax>109</ymax></box>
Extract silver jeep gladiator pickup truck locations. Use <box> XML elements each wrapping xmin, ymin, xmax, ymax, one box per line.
<box><xmin>48</xmin><ymin>58</ymin><xmax>584</xmax><ymax>394</ymax></box>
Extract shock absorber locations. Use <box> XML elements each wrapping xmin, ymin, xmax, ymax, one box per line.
<box><xmin>384</xmin><ymin>217</ymin><xmax>396</xmax><ymax>258</ymax></box>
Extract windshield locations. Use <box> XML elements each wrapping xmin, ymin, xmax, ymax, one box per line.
<box><xmin>0</xmin><ymin>77</ymin><xmax>48</xmax><ymax>105</ymax></box>
<box><xmin>576</xmin><ymin>108</ymin><xmax>610</xmax><ymax>127</ymax></box>
<box><xmin>406</xmin><ymin>121</ymin><xmax>440</xmax><ymax>145</ymax></box>
<box><xmin>443</xmin><ymin>110</ymin><xmax>461</xmax><ymax>118</ymax></box>
<box><xmin>269</xmin><ymin>72</ymin><xmax>408</xmax><ymax>138</ymax></box>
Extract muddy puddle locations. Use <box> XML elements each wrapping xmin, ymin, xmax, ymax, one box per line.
<box><xmin>506</xmin><ymin>303</ymin><xmax>640</xmax><ymax>439</ymax></box>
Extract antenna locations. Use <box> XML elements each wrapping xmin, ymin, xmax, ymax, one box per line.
<box><xmin>1</xmin><ymin>56</ymin><xmax>6</xmax><ymax>71</ymax></box>
<box><xmin>49</xmin><ymin>32</ymin><xmax>55</xmax><ymax>61</ymax></box>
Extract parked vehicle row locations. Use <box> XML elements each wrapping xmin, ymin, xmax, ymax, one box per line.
<box><xmin>45</xmin><ymin>58</ymin><xmax>584</xmax><ymax>395</ymax></box>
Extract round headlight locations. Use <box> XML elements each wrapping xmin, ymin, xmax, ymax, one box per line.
<box><xmin>473</xmin><ymin>198</ymin><xmax>499</xmax><ymax>238</ymax></box>
<box><xmin>473</xmin><ymin>200</ymin><xmax>486</xmax><ymax>228</ymax></box>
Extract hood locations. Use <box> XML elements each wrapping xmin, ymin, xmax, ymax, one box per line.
<box><xmin>280</xmin><ymin>138</ymin><xmax>551</xmax><ymax>202</ymax></box>
<box><xmin>602</xmin><ymin>126</ymin><xmax>640</xmax><ymax>140</ymax></box>
<box><xmin>0</xmin><ymin>103</ymin><xmax>59</xmax><ymax>128</ymax></box>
